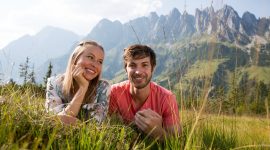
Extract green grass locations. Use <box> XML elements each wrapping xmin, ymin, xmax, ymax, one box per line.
<box><xmin>1</xmin><ymin>85</ymin><xmax>270</xmax><ymax>149</ymax></box>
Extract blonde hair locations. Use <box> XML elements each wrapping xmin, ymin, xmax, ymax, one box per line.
<box><xmin>62</xmin><ymin>40</ymin><xmax>104</xmax><ymax>104</ymax></box>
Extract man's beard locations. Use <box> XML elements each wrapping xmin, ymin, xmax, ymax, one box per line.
<box><xmin>131</xmin><ymin>74</ymin><xmax>152</xmax><ymax>89</ymax></box>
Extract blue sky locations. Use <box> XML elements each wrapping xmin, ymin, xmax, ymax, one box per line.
<box><xmin>0</xmin><ymin>0</ymin><xmax>269</xmax><ymax>49</ymax></box>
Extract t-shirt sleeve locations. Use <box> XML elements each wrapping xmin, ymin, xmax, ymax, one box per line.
<box><xmin>45</xmin><ymin>76</ymin><xmax>65</xmax><ymax>114</ymax></box>
<box><xmin>162</xmin><ymin>94</ymin><xmax>180</xmax><ymax>128</ymax></box>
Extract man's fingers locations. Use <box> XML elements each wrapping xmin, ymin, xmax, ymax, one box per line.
<box><xmin>137</xmin><ymin>109</ymin><xmax>161</xmax><ymax>119</ymax></box>
<box><xmin>135</xmin><ymin>113</ymin><xmax>147</xmax><ymax>131</ymax></box>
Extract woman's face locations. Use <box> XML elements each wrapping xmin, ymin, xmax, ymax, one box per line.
<box><xmin>75</xmin><ymin>45</ymin><xmax>104</xmax><ymax>81</ymax></box>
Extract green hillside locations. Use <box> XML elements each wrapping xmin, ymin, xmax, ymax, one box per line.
<box><xmin>242</xmin><ymin>66</ymin><xmax>270</xmax><ymax>84</ymax></box>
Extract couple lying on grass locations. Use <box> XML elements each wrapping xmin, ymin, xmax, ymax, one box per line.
<box><xmin>45</xmin><ymin>40</ymin><xmax>180</xmax><ymax>140</ymax></box>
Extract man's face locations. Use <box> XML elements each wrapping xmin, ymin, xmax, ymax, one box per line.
<box><xmin>126</xmin><ymin>57</ymin><xmax>153</xmax><ymax>89</ymax></box>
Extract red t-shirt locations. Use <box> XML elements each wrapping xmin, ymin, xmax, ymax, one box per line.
<box><xmin>109</xmin><ymin>80</ymin><xmax>180</xmax><ymax>127</ymax></box>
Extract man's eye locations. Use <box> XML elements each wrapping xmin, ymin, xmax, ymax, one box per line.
<box><xmin>143</xmin><ymin>64</ymin><xmax>149</xmax><ymax>67</ymax></box>
<box><xmin>129</xmin><ymin>64</ymin><xmax>135</xmax><ymax>68</ymax></box>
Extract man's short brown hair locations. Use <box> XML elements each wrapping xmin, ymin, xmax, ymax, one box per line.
<box><xmin>123</xmin><ymin>44</ymin><xmax>156</xmax><ymax>70</ymax></box>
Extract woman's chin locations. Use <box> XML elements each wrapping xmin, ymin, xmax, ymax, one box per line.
<box><xmin>83</xmin><ymin>73</ymin><xmax>97</xmax><ymax>81</ymax></box>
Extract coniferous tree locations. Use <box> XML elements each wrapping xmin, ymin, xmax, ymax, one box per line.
<box><xmin>8</xmin><ymin>78</ymin><xmax>16</xmax><ymax>85</ymax></box>
<box><xmin>43</xmin><ymin>62</ymin><xmax>53</xmax><ymax>86</ymax></box>
<box><xmin>28</xmin><ymin>64</ymin><xmax>36</xmax><ymax>84</ymax></box>
<box><xmin>19</xmin><ymin>57</ymin><xmax>30</xmax><ymax>84</ymax></box>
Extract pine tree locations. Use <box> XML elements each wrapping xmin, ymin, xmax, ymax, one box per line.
<box><xmin>28</xmin><ymin>64</ymin><xmax>36</xmax><ymax>84</ymax></box>
<box><xmin>43</xmin><ymin>62</ymin><xmax>53</xmax><ymax>86</ymax></box>
<box><xmin>19</xmin><ymin>57</ymin><xmax>30</xmax><ymax>84</ymax></box>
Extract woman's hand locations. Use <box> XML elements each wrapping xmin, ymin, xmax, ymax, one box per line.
<box><xmin>72</xmin><ymin>64</ymin><xmax>89</xmax><ymax>89</ymax></box>
<box><xmin>63</xmin><ymin>64</ymin><xmax>89</xmax><ymax>118</ymax></box>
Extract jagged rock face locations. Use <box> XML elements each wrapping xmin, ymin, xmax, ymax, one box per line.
<box><xmin>179</xmin><ymin>12</ymin><xmax>195</xmax><ymax>37</ymax></box>
<box><xmin>216</xmin><ymin>5</ymin><xmax>241</xmax><ymax>31</ymax></box>
<box><xmin>240</xmin><ymin>11</ymin><xmax>257</xmax><ymax>35</ymax></box>
<box><xmin>151</xmin><ymin>15</ymin><xmax>167</xmax><ymax>42</ymax></box>
<box><xmin>148</xmin><ymin>12</ymin><xmax>159</xmax><ymax>24</ymax></box>
<box><xmin>88</xmin><ymin>5</ymin><xmax>267</xmax><ymax>47</ymax></box>
<box><xmin>195</xmin><ymin>8</ymin><xmax>208</xmax><ymax>33</ymax></box>
<box><xmin>215</xmin><ymin>5</ymin><xmax>252</xmax><ymax>44</ymax></box>
<box><xmin>166</xmin><ymin>8</ymin><xmax>182</xmax><ymax>40</ymax></box>
<box><xmin>125</xmin><ymin>16</ymin><xmax>152</xmax><ymax>43</ymax></box>
<box><xmin>195</xmin><ymin>7</ymin><xmax>215</xmax><ymax>34</ymax></box>
<box><xmin>257</xmin><ymin>17</ymin><xmax>270</xmax><ymax>37</ymax></box>
<box><xmin>151</xmin><ymin>8</ymin><xmax>182</xmax><ymax>42</ymax></box>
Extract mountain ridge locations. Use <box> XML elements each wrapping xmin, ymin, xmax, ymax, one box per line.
<box><xmin>0</xmin><ymin>5</ymin><xmax>270</xmax><ymax>85</ymax></box>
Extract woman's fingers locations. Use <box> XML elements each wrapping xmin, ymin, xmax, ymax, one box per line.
<box><xmin>72</xmin><ymin>65</ymin><xmax>82</xmax><ymax>76</ymax></box>
<box><xmin>72</xmin><ymin>65</ymin><xmax>89</xmax><ymax>87</ymax></box>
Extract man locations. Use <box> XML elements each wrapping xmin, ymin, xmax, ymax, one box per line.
<box><xmin>109</xmin><ymin>44</ymin><xmax>180</xmax><ymax>140</ymax></box>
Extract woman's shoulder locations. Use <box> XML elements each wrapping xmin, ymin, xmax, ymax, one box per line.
<box><xmin>47</xmin><ymin>74</ymin><xmax>65</xmax><ymax>90</ymax></box>
<box><xmin>48</xmin><ymin>74</ymin><xmax>64</xmax><ymax>83</ymax></box>
<box><xmin>96</xmin><ymin>79</ymin><xmax>111</xmax><ymax>93</ymax></box>
<box><xmin>98</xmin><ymin>79</ymin><xmax>110</xmax><ymax>87</ymax></box>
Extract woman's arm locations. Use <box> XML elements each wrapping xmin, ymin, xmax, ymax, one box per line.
<box><xmin>45</xmin><ymin>76</ymin><xmax>80</xmax><ymax>125</ymax></box>
<box><xmin>63</xmin><ymin>64</ymin><xmax>89</xmax><ymax>117</ymax></box>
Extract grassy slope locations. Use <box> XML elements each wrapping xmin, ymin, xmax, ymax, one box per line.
<box><xmin>184</xmin><ymin>59</ymin><xmax>227</xmax><ymax>79</ymax></box>
<box><xmin>243</xmin><ymin>66</ymin><xmax>270</xmax><ymax>84</ymax></box>
<box><xmin>174</xmin><ymin>59</ymin><xmax>226</xmax><ymax>89</ymax></box>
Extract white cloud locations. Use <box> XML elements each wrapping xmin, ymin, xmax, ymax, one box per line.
<box><xmin>0</xmin><ymin>0</ymin><xmax>268</xmax><ymax>49</ymax></box>
<box><xmin>0</xmin><ymin>0</ymin><xmax>164</xmax><ymax>48</ymax></box>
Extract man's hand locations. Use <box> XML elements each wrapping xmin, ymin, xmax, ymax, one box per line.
<box><xmin>134</xmin><ymin>109</ymin><xmax>164</xmax><ymax>139</ymax></box>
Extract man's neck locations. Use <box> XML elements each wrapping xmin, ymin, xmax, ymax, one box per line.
<box><xmin>130</xmin><ymin>83</ymin><xmax>150</xmax><ymax>106</ymax></box>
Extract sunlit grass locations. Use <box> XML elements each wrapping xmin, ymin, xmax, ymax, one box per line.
<box><xmin>1</xmin><ymin>84</ymin><xmax>270</xmax><ymax>149</ymax></box>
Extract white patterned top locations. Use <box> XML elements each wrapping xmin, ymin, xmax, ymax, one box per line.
<box><xmin>45</xmin><ymin>74</ymin><xmax>110</xmax><ymax>123</ymax></box>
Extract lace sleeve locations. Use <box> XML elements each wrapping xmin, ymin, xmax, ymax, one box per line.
<box><xmin>82</xmin><ymin>80</ymin><xmax>111</xmax><ymax>123</ymax></box>
<box><xmin>45</xmin><ymin>75</ymin><xmax>66</xmax><ymax>114</ymax></box>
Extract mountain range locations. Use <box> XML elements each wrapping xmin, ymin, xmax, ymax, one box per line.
<box><xmin>0</xmin><ymin>26</ymin><xmax>81</xmax><ymax>83</ymax></box>
<box><xmin>0</xmin><ymin>5</ymin><xmax>269</xmax><ymax>88</ymax></box>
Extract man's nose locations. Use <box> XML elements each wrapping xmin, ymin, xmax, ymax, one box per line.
<box><xmin>134</xmin><ymin>68</ymin><xmax>143</xmax><ymax>74</ymax></box>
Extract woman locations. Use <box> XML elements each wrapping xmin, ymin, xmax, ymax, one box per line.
<box><xmin>45</xmin><ymin>40</ymin><xmax>110</xmax><ymax>125</ymax></box>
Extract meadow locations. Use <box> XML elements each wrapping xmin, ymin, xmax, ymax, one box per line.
<box><xmin>0</xmin><ymin>84</ymin><xmax>269</xmax><ymax>150</ymax></box>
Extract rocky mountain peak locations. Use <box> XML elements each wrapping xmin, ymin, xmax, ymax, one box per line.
<box><xmin>169</xmin><ymin>8</ymin><xmax>181</xmax><ymax>19</ymax></box>
<box><xmin>241</xmin><ymin>11</ymin><xmax>257</xmax><ymax>35</ymax></box>
<box><xmin>86</xmin><ymin>18</ymin><xmax>123</xmax><ymax>50</ymax></box>
<box><xmin>257</xmin><ymin>17</ymin><xmax>270</xmax><ymax>37</ymax></box>
<box><xmin>217</xmin><ymin>5</ymin><xmax>240</xmax><ymax>31</ymax></box>
<box><xmin>148</xmin><ymin>12</ymin><xmax>159</xmax><ymax>23</ymax></box>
